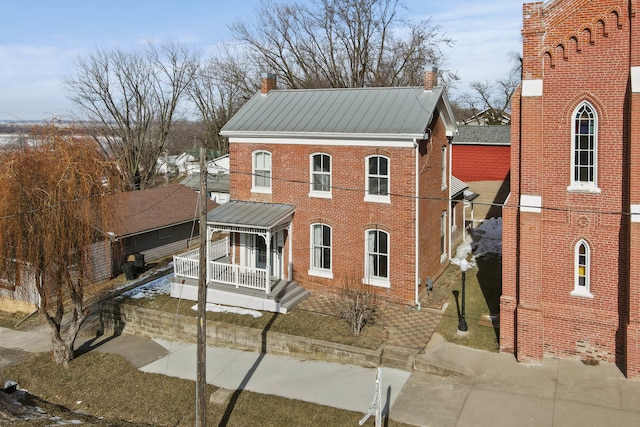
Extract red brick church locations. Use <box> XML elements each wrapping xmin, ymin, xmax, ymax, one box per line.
<box><xmin>502</xmin><ymin>0</ymin><xmax>640</xmax><ymax>378</ymax></box>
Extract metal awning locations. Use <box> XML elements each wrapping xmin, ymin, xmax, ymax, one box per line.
<box><xmin>206</xmin><ymin>200</ymin><xmax>296</xmax><ymax>234</ymax></box>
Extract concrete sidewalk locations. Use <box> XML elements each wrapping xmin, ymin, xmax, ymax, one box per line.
<box><xmin>390</xmin><ymin>334</ymin><xmax>640</xmax><ymax>427</ymax></box>
<box><xmin>134</xmin><ymin>338</ymin><xmax>410</xmax><ymax>414</ymax></box>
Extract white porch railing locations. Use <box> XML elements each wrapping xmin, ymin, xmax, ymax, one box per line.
<box><xmin>173</xmin><ymin>237</ymin><xmax>270</xmax><ymax>293</ymax></box>
<box><xmin>173</xmin><ymin>238</ymin><xmax>229</xmax><ymax>280</ymax></box>
<box><xmin>209</xmin><ymin>237</ymin><xmax>230</xmax><ymax>260</ymax></box>
<box><xmin>173</xmin><ymin>248</ymin><xmax>200</xmax><ymax>279</ymax></box>
<box><xmin>208</xmin><ymin>262</ymin><xmax>268</xmax><ymax>291</ymax></box>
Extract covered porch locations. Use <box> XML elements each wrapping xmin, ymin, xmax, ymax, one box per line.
<box><xmin>171</xmin><ymin>200</ymin><xmax>308</xmax><ymax>313</ymax></box>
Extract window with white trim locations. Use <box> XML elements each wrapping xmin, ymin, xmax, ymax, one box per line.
<box><xmin>309</xmin><ymin>223</ymin><xmax>332</xmax><ymax>278</ymax></box>
<box><xmin>252</xmin><ymin>150</ymin><xmax>272</xmax><ymax>192</ymax></box>
<box><xmin>364</xmin><ymin>229</ymin><xmax>389</xmax><ymax>287</ymax></box>
<box><xmin>441</xmin><ymin>146</ymin><xmax>447</xmax><ymax>190</ymax></box>
<box><xmin>310</xmin><ymin>153</ymin><xmax>331</xmax><ymax>198</ymax></box>
<box><xmin>568</xmin><ymin>102</ymin><xmax>599</xmax><ymax>193</ymax></box>
<box><xmin>365</xmin><ymin>155</ymin><xmax>390</xmax><ymax>203</ymax></box>
<box><xmin>571</xmin><ymin>240</ymin><xmax>593</xmax><ymax>297</ymax></box>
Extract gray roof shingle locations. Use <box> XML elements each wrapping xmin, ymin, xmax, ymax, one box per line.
<box><xmin>454</xmin><ymin>125</ymin><xmax>511</xmax><ymax>145</ymax></box>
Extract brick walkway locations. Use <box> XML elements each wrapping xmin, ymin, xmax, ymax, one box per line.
<box><xmin>297</xmin><ymin>290</ymin><xmax>445</xmax><ymax>352</ymax></box>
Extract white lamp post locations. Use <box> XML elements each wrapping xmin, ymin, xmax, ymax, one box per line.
<box><xmin>457</xmin><ymin>259</ymin><xmax>469</xmax><ymax>333</ymax></box>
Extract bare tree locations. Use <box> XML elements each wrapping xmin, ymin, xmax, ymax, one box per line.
<box><xmin>0</xmin><ymin>122</ymin><xmax>123</xmax><ymax>366</ymax></box>
<box><xmin>65</xmin><ymin>43</ymin><xmax>199</xmax><ymax>189</ymax></box>
<box><xmin>456</xmin><ymin>52</ymin><xmax>522</xmax><ymax>124</ymax></box>
<box><xmin>189</xmin><ymin>45</ymin><xmax>257</xmax><ymax>155</ymax></box>
<box><xmin>230</xmin><ymin>0</ymin><xmax>456</xmax><ymax>89</ymax></box>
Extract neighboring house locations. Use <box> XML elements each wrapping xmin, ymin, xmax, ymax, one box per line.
<box><xmin>180</xmin><ymin>151</ymin><xmax>229</xmax><ymax>175</ymax></box>
<box><xmin>174</xmin><ymin>152</ymin><xmax>196</xmax><ymax>175</ymax></box>
<box><xmin>156</xmin><ymin>154</ymin><xmax>179</xmax><ymax>175</ymax></box>
<box><xmin>462</xmin><ymin>108</ymin><xmax>511</xmax><ymax>126</ymax></box>
<box><xmin>207</xmin><ymin>154</ymin><xmax>230</xmax><ymax>175</ymax></box>
<box><xmin>452</xmin><ymin>125</ymin><xmax>510</xmax><ymax>183</ymax></box>
<box><xmin>452</xmin><ymin>125</ymin><xmax>511</xmax><ymax>223</ymax></box>
<box><xmin>171</xmin><ymin>71</ymin><xmax>458</xmax><ymax>310</ymax></box>
<box><xmin>180</xmin><ymin>173</ymin><xmax>230</xmax><ymax>204</ymax></box>
<box><xmin>1</xmin><ymin>184</ymin><xmax>218</xmax><ymax>312</ymax></box>
<box><xmin>502</xmin><ymin>0</ymin><xmax>640</xmax><ymax>378</ymax></box>
<box><xmin>93</xmin><ymin>184</ymin><xmax>218</xmax><ymax>281</ymax></box>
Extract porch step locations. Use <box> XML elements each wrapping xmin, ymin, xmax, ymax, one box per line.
<box><xmin>380</xmin><ymin>345</ymin><xmax>418</xmax><ymax>371</ymax></box>
<box><xmin>270</xmin><ymin>279</ymin><xmax>310</xmax><ymax>313</ymax></box>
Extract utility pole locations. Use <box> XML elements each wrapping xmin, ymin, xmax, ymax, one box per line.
<box><xmin>196</xmin><ymin>145</ymin><xmax>207</xmax><ymax>426</ymax></box>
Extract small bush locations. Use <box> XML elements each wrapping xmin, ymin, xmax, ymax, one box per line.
<box><xmin>332</xmin><ymin>278</ymin><xmax>377</xmax><ymax>336</ymax></box>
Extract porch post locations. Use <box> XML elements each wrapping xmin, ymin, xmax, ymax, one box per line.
<box><xmin>288</xmin><ymin>222</ymin><xmax>293</xmax><ymax>281</ymax></box>
<box><xmin>265</xmin><ymin>230</ymin><xmax>272</xmax><ymax>295</ymax></box>
<box><xmin>206</xmin><ymin>228</ymin><xmax>211</xmax><ymax>283</ymax></box>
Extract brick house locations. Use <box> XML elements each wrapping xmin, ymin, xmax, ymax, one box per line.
<box><xmin>172</xmin><ymin>71</ymin><xmax>458</xmax><ymax>310</ymax></box>
<box><xmin>502</xmin><ymin>0</ymin><xmax>640</xmax><ymax>377</ymax></box>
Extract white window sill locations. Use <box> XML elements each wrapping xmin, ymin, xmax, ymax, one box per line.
<box><xmin>567</xmin><ymin>184</ymin><xmax>601</xmax><ymax>194</ymax></box>
<box><xmin>440</xmin><ymin>253</ymin><xmax>447</xmax><ymax>263</ymax></box>
<box><xmin>308</xmin><ymin>269</ymin><xmax>333</xmax><ymax>279</ymax></box>
<box><xmin>570</xmin><ymin>289</ymin><xmax>594</xmax><ymax>299</ymax></box>
<box><xmin>364</xmin><ymin>194</ymin><xmax>391</xmax><ymax>204</ymax></box>
<box><xmin>441</xmin><ymin>185</ymin><xmax>447</xmax><ymax>191</ymax></box>
<box><xmin>309</xmin><ymin>191</ymin><xmax>332</xmax><ymax>199</ymax></box>
<box><xmin>251</xmin><ymin>187</ymin><xmax>272</xmax><ymax>194</ymax></box>
<box><xmin>362</xmin><ymin>277</ymin><xmax>390</xmax><ymax>288</ymax></box>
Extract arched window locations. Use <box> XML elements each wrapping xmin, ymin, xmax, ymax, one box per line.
<box><xmin>252</xmin><ymin>150</ymin><xmax>272</xmax><ymax>192</ymax></box>
<box><xmin>571</xmin><ymin>240</ymin><xmax>593</xmax><ymax>298</ymax></box>
<box><xmin>364</xmin><ymin>229</ymin><xmax>390</xmax><ymax>287</ymax></box>
<box><xmin>309</xmin><ymin>223</ymin><xmax>332</xmax><ymax>278</ymax></box>
<box><xmin>569</xmin><ymin>102</ymin><xmax>599</xmax><ymax>192</ymax></box>
<box><xmin>310</xmin><ymin>153</ymin><xmax>331</xmax><ymax>197</ymax></box>
<box><xmin>365</xmin><ymin>155</ymin><xmax>390</xmax><ymax>203</ymax></box>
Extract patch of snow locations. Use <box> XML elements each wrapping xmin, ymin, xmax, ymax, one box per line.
<box><xmin>191</xmin><ymin>303</ymin><xmax>263</xmax><ymax>318</ymax></box>
<box><xmin>118</xmin><ymin>274</ymin><xmax>173</xmax><ymax>299</ymax></box>
<box><xmin>451</xmin><ymin>217</ymin><xmax>502</xmax><ymax>269</ymax></box>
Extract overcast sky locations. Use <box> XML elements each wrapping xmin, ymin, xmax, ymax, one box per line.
<box><xmin>0</xmin><ymin>0</ymin><xmax>523</xmax><ymax>121</ymax></box>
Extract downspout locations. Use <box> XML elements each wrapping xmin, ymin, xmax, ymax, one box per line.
<box><xmin>414</xmin><ymin>137</ymin><xmax>421</xmax><ymax>310</ymax></box>
<box><xmin>448</xmin><ymin>136</ymin><xmax>453</xmax><ymax>261</ymax></box>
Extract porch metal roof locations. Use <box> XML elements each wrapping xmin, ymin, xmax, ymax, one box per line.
<box><xmin>206</xmin><ymin>200</ymin><xmax>296</xmax><ymax>231</ymax></box>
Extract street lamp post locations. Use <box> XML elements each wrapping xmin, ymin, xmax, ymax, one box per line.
<box><xmin>457</xmin><ymin>259</ymin><xmax>469</xmax><ymax>334</ymax></box>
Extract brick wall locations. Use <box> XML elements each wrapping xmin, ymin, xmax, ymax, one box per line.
<box><xmin>99</xmin><ymin>300</ymin><xmax>380</xmax><ymax>367</ymax></box>
<box><xmin>504</xmin><ymin>0</ymin><xmax>636</xmax><ymax>372</ymax></box>
<box><xmin>228</xmin><ymin>119</ymin><xmax>450</xmax><ymax>306</ymax></box>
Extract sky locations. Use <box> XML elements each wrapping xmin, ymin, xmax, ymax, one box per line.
<box><xmin>0</xmin><ymin>0</ymin><xmax>523</xmax><ymax>121</ymax></box>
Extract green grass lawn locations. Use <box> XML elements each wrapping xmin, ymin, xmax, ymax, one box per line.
<box><xmin>434</xmin><ymin>254</ymin><xmax>501</xmax><ymax>352</ymax></box>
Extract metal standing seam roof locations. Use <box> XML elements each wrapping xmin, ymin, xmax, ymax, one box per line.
<box><xmin>206</xmin><ymin>200</ymin><xmax>296</xmax><ymax>230</ymax></box>
<box><xmin>450</xmin><ymin>176</ymin><xmax>469</xmax><ymax>198</ymax></box>
<box><xmin>220</xmin><ymin>87</ymin><xmax>446</xmax><ymax>138</ymax></box>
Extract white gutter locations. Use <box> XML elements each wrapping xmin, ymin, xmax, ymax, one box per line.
<box><xmin>414</xmin><ymin>137</ymin><xmax>421</xmax><ymax>310</ymax></box>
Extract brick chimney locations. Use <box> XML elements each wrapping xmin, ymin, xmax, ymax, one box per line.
<box><xmin>423</xmin><ymin>66</ymin><xmax>438</xmax><ymax>90</ymax></box>
<box><xmin>261</xmin><ymin>73</ymin><xmax>277</xmax><ymax>94</ymax></box>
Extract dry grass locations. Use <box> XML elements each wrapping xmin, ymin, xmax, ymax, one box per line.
<box><xmin>120</xmin><ymin>292</ymin><xmax>387</xmax><ymax>350</ymax></box>
<box><xmin>434</xmin><ymin>255</ymin><xmax>501</xmax><ymax>352</ymax></box>
<box><xmin>0</xmin><ymin>351</ymin><xmax>411</xmax><ymax>426</ymax></box>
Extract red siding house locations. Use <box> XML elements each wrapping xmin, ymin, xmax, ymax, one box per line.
<box><xmin>502</xmin><ymin>0</ymin><xmax>640</xmax><ymax>378</ymax></box>
<box><xmin>452</xmin><ymin>125</ymin><xmax>510</xmax><ymax>183</ymax></box>
<box><xmin>171</xmin><ymin>71</ymin><xmax>458</xmax><ymax>311</ymax></box>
